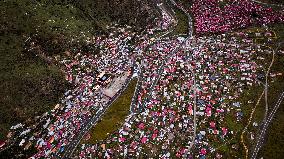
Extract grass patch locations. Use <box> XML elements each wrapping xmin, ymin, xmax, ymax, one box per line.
<box><xmin>224</xmin><ymin>112</ymin><xmax>243</xmax><ymax>132</ymax></box>
<box><xmin>166</xmin><ymin>0</ymin><xmax>189</xmax><ymax>36</ymax></box>
<box><xmin>173</xmin><ymin>8</ymin><xmax>189</xmax><ymax>35</ymax></box>
<box><xmin>84</xmin><ymin>79</ymin><xmax>137</xmax><ymax>144</ymax></box>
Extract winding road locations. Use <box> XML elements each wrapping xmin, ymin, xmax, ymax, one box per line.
<box><xmin>250</xmin><ymin>42</ymin><xmax>284</xmax><ymax>159</ymax></box>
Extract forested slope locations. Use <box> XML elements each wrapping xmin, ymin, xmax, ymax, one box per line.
<box><xmin>0</xmin><ymin>0</ymin><xmax>158</xmax><ymax>141</ymax></box>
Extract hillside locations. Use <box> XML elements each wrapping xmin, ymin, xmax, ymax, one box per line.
<box><xmin>0</xmin><ymin>0</ymin><xmax>158</xmax><ymax>142</ymax></box>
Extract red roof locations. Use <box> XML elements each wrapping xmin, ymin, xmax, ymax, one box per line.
<box><xmin>0</xmin><ymin>141</ymin><xmax>6</xmax><ymax>148</ymax></box>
